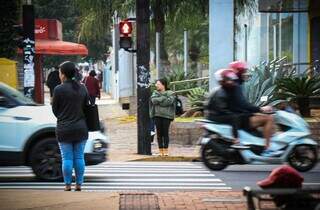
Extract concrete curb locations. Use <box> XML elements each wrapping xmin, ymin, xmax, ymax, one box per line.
<box><xmin>130</xmin><ymin>156</ymin><xmax>201</xmax><ymax>162</ymax></box>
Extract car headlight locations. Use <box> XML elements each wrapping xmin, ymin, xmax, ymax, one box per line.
<box><xmin>93</xmin><ymin>139</ymin><xmax>107</xmax><ymax>152</ymax></box>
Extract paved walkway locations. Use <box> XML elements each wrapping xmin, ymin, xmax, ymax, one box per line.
<box><xmin>0</xmin><ymin>190</ymin><xmax>247</xmax><ymax>210</ymax></box>
<box><xmin>106</xmin><ymin>118</ymin><xmax>200</xmax><ymax>161</ymax></box>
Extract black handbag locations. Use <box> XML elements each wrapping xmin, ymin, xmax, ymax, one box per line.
<box><xmin>84</xmin><ymin>104</ymin><xmax>100</xmax><ymax>131</ymax></box>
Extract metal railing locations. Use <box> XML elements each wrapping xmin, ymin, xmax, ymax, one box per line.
<box><xmin>170</xmin><ymin>77</ymin><xmax>209</xmax><ymax>94</ymax></box>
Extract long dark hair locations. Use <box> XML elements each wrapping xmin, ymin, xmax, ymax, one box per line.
<box><xmin>89</xmin><ymin>70</ymin><xmax>96</xmax><ymax>77</ymax></box>
<box><xmin>59</xmin><ymin>61</ymin><xmax>80</xmax><ymax>91</ymax></box>
<box><xmin>157</xmin><ymin>78</ymin><xmax>168</xmax><ymax>90</ymax></box>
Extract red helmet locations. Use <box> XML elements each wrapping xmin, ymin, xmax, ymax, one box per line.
<box><xmin>229</xmin><ymin>61</ymin><xmax>248</xmax><ymax>77</ymax></box>
<box><xmin>215</xmin><ymin>68</ymin><xmax>238</xmax><ymax>82</ymax></box>
<box><xmin>257</xmin><ymin>165</ymin><xmax>304</xmax><ymax>188</ymax></box>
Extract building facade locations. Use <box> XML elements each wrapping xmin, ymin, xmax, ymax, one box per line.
<box><xmin>209</xmin><ymin>0</ymin><xmax>320</xmax><ymax>89</ymax></box>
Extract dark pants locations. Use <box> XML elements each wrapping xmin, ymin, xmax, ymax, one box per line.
<box><xmin>154</xmin><ymin>117</ymin><xmax>172</xmax><ymax>148</ymax></box>
<box><xmin>89</xmin><ymin>95</ymin><xmax>96</xmax><ymax>105</ymax></box>
<box><xmin>49</xmin><ymin>88</ymin><xmax>54</xmax><ymax>97</ymax></box>
<box><xmin>150</xmin><ymin>118</ymin><xmax>155</xmax><ymax>143</ymax></box>
<box><xmin>208</xmin><ymin>114</ymin><xmax>252</xmax><ymax>138</ymax></box>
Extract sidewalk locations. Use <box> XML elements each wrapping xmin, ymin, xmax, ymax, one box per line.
<box><xmin>0</xmin><ymin>190</ymin><xmax>119</xmax><ymax>210</ymax></box>
<box><xmin>0</xmin><ymin>190</ymin><xmax>246</xmax><ymax>210</ymax></box>
<box><xmin>106</xmin><ymin>117</ymin><xmax>200</xmax><ymax>162</ymax></box>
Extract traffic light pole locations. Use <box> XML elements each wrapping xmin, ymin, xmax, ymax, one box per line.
<box><xmin>136</xmin><ymin>0</ymin><xmax>151</xmax><ymax>155</ymax></box>
<box><xmin>22</xmin><ymin>4</ymin><xmax>35</xmax><ymax>99</ymax></box>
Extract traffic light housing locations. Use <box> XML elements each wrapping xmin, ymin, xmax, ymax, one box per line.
<box><xmin>119</xmin><ymin>20</ymin><xmax>133</xmax><ymax>50</ymax></box>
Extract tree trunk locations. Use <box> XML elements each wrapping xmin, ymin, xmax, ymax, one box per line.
<box><xmin>153</xmin><ymin>0</ymin><xmax>169</xmax><ymax>78</ymax></box>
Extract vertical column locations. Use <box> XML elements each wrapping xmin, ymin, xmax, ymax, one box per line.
<box><xmin>273</xmin><ymin>24</ymin><xmax>277</xmax><ymax>60</ymax></box>
<box><xmin>244</xmin><ymin>24</ymin><xmax>248</xmax><ymax>62</ymax></box>
<box><xmin>156</xmin><ymin>32</ymin><xmax>160</xmax><ymax>79</ymax></box>
<box><xmin>184</xmin><ymin>30</ymin><xmax>188</xmax><ymax>76</ymax></box>
<box><xmin>112</xmin><ymin>12</ymin><xmax>120</xmax><ymax>101</ymax></box>
<box><xmin>279</xmin><ymin>13</ymin><xmax>282</xmax><ymax>59</ymax></box>
<box><xmin>136</xmin><ymin>0</ymin><xmax>151</xmax><ymax>155</ymax></box>
<box><xmin>260</xmin><ymin>13</ymin><xmax>270</xmax><ymax>62</ymax></box>
<box><xmin>34</xmin><ymin>55</ymin><xmax>44</xmax><ymax>103</ymax></box>
<box><xmin>23</xmin><ymin>4</ymin><xmax>35</xmax><ymax>100</ymax></box>
<box><xmin>293</xmin><ymin>12</ymin><xmax>308</xmax><ymax>73</ymax></box>
<box><xmin>209</xmin><ymin>0</ymin><xmax>234</xmax><ymax>90</ymax></box>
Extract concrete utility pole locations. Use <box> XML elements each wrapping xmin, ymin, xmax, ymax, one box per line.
<box><xmin>244</xmin><ymin>24</ymin><xmax>248</xmax><ymax>62</ymax></box>
<box><xmin>136</xmin><ymin>0</ymin><xmax>151</xmax><ymax>155</ymax></box>
<box><xmin>22</xmin><ymin>2</ymin><xmax>35</xmax><ymax>99</ymax></box>
<box><xmin>156</xmin><ymin>32</ymin><xmax>160</xmax><ymax>79</ymax></box>
<box><xmin>112</xmin><ymin>12</ymin><xmax>120</xmax><ymax>101</ymax></box>
<box><xmin>184</xmin><ymin>30</ymin><xmax>188</xmax><ymax>76</ymax></box>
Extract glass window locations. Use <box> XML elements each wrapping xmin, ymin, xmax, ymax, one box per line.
<box><xmin>235</xmin><ymin>0</ymin><xmax>308</xmax><ymax>67</ymax></box>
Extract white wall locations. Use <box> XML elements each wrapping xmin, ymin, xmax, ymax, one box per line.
<box><xmin>119</xmin><ymin>49</ymin><xmax>135</xmax><ymax>97</ymax></box>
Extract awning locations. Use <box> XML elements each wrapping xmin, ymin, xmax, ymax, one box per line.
<box><xmin>18</xmin><ymin>39</ymin><xmax>88</xmax><ymax>56</ymax></box>
<box><xmin>35</xmin><ymin>39</ymin><xmax>88</xmax><ymax>55</ymax></box>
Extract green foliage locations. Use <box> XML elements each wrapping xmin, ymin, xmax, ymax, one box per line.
<box><xmin>150</xmin><ymin>65</ymin><xmax>192</xmax><ymax>93</ymax></box>
<box><xmin>165</xmin><ymin>1</ymin><xmax>209</xmax><ymax>64</ymax></box>
<box><xmin>34</xmin><ymin>0</ymin><xmax>82</xmax><ymax>67</ymax></box>
<box><xmin>243</xmin><ymin>60</ymin><xmax>293</xmax><ymax>106</ymax></box>
<box><xmin>0</xmin><ymin>0</ymin><xmax>20</xmax><ymax>59</ymax></box>
<box><xmin>75</xmin><ymin>0</ymin><xmax>119</xmax><ymax>60</ymax></box>
<box><xmin>164</xmin><ymin>65</ymin><xmax>209</xmax><ymax>95</ymax></box>
<box><xmin>276</xmin><ymin>75</ymin><xmax>320</xmax><ymax>100</ymax></box>
<box><xmin>165</xmin><ymin>65</ymin><xmax>195</xmax><ymax>83</ymax></box>
<box><xmin>187</xmin><ymin>87</ymin><xmax>207</xmax><ymax>110</ymax></box>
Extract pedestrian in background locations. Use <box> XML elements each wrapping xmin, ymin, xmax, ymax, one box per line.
<box><xmin>46</xmin><ymin>66</ymin><xmax>61</xmax><ymax>102</ymax></box>
<box><xmin>52</xmin><ymin>61</ymin><xmax>89</xmax><ymax>191</ymax></box>
<box><xmin>83</xmin><ymin>70</ymin><xmax>100</xmax><ymax>105</ymax></box>
<box><xmin>150</xmin><ymin>79</ymin><xmax>176</xmax><ymax>156</ymax></box>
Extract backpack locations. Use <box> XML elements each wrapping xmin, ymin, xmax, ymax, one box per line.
<box><xmin>175</xmin><ymin>96</ymin><xmax>184</xmax><ymax>116</ymax></box>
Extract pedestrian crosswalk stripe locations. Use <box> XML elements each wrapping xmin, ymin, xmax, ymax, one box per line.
<box><xmin>0</xmin><ymin>169</ymin><xmax>211</xmax><ymax>173</ymax></box>
<box><xmin>0</xmin><ymin>162</ymin><xmax>230</xmax><ymax>191</ymax></box>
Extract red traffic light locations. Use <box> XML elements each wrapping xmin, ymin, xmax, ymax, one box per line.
<box><xmin>119</xmin><ymin>21</ymin><xmax>132</xmax><ymax>36</ymax></box>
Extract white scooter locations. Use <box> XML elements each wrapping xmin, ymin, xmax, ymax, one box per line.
<box><xmin>198</xmin><ymin>110</ymin><xmax>318</xmax><ymax>172</ymax></box>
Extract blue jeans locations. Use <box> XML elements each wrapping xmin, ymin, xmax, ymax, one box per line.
<box><xmin>58</xmin><ymin>140</ymin><xmax>87</xmax><ymax>185</ymax></box>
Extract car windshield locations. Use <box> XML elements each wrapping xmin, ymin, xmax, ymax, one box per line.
<box><xmin>0</xmin><ymin>82</ymin><xmax>36</xmax><ymax>105</ymax></box>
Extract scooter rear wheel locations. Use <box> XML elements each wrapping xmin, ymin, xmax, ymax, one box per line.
<box><xmin>201</xmin><ymin>143</ymin><xmax>228</xmax><ymax>171</ymax></box>
<box><xmin>288</xmin><ymin>145</ymin><xmax>317</xmax><ymax>172</ymax></box>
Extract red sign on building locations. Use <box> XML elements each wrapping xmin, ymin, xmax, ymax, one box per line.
<box><xmin>35</xmin><ymin>19</ymin><xmax>62</xmax><ymax>40</ymax></box>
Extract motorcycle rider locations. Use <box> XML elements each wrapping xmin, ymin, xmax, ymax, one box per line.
<box><xmin>229</xmin><ymin>61</ymin><xmax>275</xmax><ymax>155</ymax></box>
<box><xmin>205</xmin><ymin>69</ymin><xmax>241</xmax><ymax>143</ymax></box>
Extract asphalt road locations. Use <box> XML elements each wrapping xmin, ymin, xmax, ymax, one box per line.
<box><xmin>211</xmin><ymin>164</ymin><xmax>320</xmax><ymax>190</ymax></box>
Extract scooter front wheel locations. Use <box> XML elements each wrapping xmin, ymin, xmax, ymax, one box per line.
<box><xmin>288</xmin><ymin>145</ymin><xmax>318</xmax><ymax>172</ymax></box>
<box><xmin>201</xmin><ymin>143</ymin><xmax>228</xmax><ymax>171</ymax></box>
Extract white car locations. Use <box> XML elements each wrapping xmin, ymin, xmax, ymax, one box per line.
<box><xmin>0</xmin><ymin>82</ymin><xmax>109</xmax><ymax>180</ymax></box>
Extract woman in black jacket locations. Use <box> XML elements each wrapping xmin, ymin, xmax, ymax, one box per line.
<box><xmin>52</xmin><ymin>61</ymin><xmax>89</xmax><ymax>191</ymax></box>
